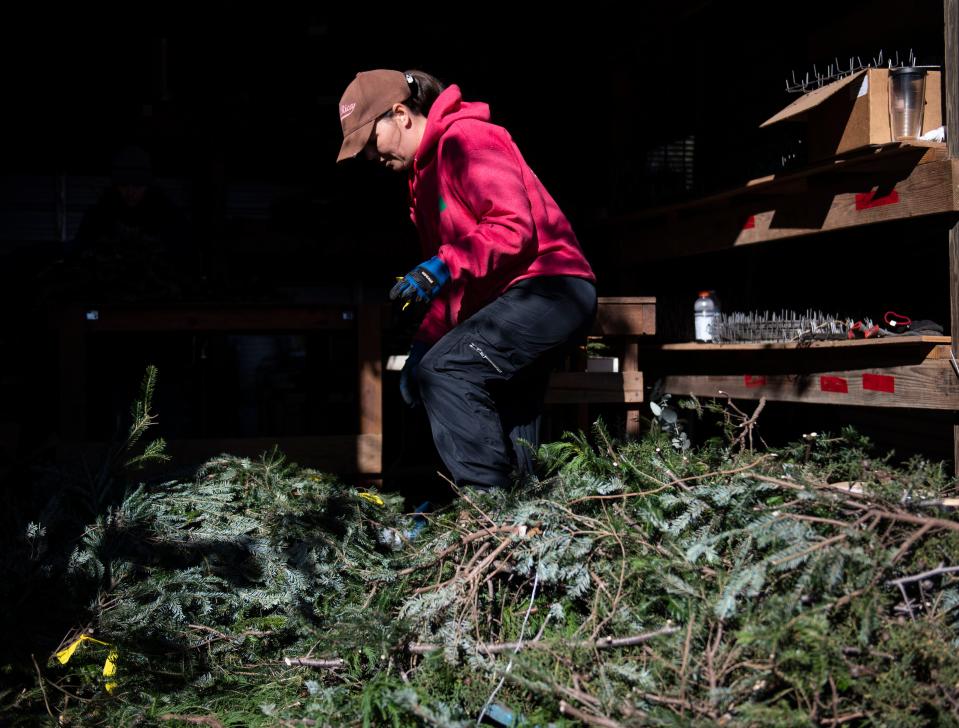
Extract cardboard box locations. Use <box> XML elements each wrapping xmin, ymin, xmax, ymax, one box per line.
<box><xmin>761</xmin><ymin>68</ymin><xmax>942</xmax><ymax>161</ymax></box>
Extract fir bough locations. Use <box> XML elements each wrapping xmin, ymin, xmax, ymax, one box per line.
<box><xmin>6</xmin><ymin>407</ymin><xmax>959</xmax><ymax>727</ymax></box>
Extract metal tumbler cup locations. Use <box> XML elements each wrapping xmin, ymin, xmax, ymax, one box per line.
<box><xmin>888</xmin><ymin>67</ymin><xmax>927</xmax><ymax>141</ymax></box>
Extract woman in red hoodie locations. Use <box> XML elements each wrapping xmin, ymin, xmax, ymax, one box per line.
<box><xmin>337</xmin><ymin>69</ymin><xmax>597</xmax><ymax>490</ymax></box>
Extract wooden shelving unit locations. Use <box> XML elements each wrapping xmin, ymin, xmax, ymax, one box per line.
<box><xmin>621</xmin><ymin>144</ymin><xmax>959</xmax><ymax>441</ymax></box>
<box><xmin>641</xmin><ymin>337</ymin><xmax>958</xmax><ymax>410</ymax></box>
<box><xmin>602</xmin><ymin>5</ymin><xmax>959</xmax><ymax>466</ymax></box>
<box><xmin>607</xmin><ymin>142</ymin><xmax>956</xmax><ymax>262</ymax></box>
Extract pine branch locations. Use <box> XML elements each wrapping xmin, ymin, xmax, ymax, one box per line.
<box><xmin>408</xmin><ymin>625</ymin><xmax>680</xmax><ymax>655</ymax></box>
<box><xmin>571</xmin><ymin>454</ymin><xmax>773</xmax><ymax>504</ymax></box>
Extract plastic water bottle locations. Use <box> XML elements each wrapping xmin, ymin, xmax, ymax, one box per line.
<box><xmin>694</xmin><ymin>290</ymin><xmax>720</xmax><ymax>342</ymax></box>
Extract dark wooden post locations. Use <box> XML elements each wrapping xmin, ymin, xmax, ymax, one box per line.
<box><xmin>357</xmin><ymin>303</ymin><xmax>383</xmax><ymax>476</ymax></box>
<box><xmin>623</xmin><ymin>340</ymin><xmax>641</xmax><ymax>437</ymax></box>
<box><xmin>946</xmin><ymin>0</ymin><xmax>959</xmax><ymax>473</ymax></box>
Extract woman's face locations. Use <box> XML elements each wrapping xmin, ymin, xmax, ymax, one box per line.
<box><xmin>363</xmin><ymin>104</ymin><xmax>423</xmax><ymax>172</ymax></box>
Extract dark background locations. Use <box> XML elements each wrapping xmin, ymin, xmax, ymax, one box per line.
<box><xmin>1</xmin><ymin>0</ymin><xmax>954</xmax><ymax>497</ymax></box>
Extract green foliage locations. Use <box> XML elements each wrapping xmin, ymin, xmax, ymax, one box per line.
<box><xmin>5</xmin><ymin>410</ymin><xmax>959</xmax><ymax>726</ymax></box>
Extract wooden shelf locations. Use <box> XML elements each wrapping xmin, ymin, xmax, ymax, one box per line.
<box><xmin>651</xmin><ymin>336</ymin><xmax>951</xmax><ymax>352</ymax></box>
<box><xmin>546</xmin><ymin>372</ymin><xmax>644</xmax><ymax>404</ymax></box>
<box><xmin>643</xmin><ymin>340</ymin><xmax>959</xmax><ymax>410</ymax></box>
<box><xmin>605</xmin><ymin>142</ymin><xmax>958</xmax><ymax>261</ymax></box>
<box><xmin>592</xmin><ymin>296</ymin><xmax>656</xmax><ymax>336</ymax></box>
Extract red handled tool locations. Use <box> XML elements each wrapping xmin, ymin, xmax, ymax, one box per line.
<box><xmin>847</xmin><ymin>321</ymin><xmax>880</xmax><ymax>339</ymax></box>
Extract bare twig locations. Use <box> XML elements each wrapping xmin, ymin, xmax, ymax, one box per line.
<box><xmin>413</xmin><ymin>535</ymin><xmax>511</xmax><ymax>595</ymax></box>
<box><xmin>640</xmin><ymin>692</ymin><xmax>695</xmax><ymax>709</ymax></box>
<box><xmin>651</xmin><ymin>457</ymin><xmax>682</xmax><ymax>485</ymax></box>
<box><xmin>572</xmin><ymin>454</ymin><xmax>774</xmax><ymax>504</ymax></box>
<box><xmin>780</xmin><ymin>513</ymin><xmax>850</xmax><ymax>529</ymax></box>
<box><xmin>821</xmin><ymin>712</ymin><xmax>868</xmax><ymax>725</ymax></box>
<box><xmin>442</xmin><ymin>472</ymin><xmax>497</xmax><ymax>528</ymax></box>
<box><xmin>770</xmin><ymin>534</ymin><xmax>847</xmax><ymax>567</ymax></box>
<box><xmin>187</xmin><ymin>624</ymin><xmax>238</xmax><ymax>644</ymax></box>
<box><xmin>456</xmin><ymin>541</ymin><xmax>493</xmax><ymax>584</ymax></box>
<box><xmin>891</xmin><ymin>523</ymin><xmax>934</xmax><ymax>564</ymax></box>
<box><xmin>283</xmin><ymin>656</ymin><xmax>345</xmax><ymax>669</ymax></box>
<box><xmin>594</xmin><ymin>424</ymin><xmax>620</xmax><ymax>466</ymax></box>
<box><xmin>842</xmin><ymin>646</ymin><xmax>894</xmax><ymax>660</ymax></box>
<box><xmin>559</xmin><ymin>700</ymin><xmax>623</xmax><ymax>728</ymax></box>
<box><xmin>187</xmin><ymin>624</ymin><xmax>275</xmax><ymax>645</ymax></box>
<box><xmin>477</xmin><ymin>566</ymin><xmax>541</xmax><ymax>725</ymax></box>
<box><xmin>590</xmin><ymin>503</ymin><xmax>627</xmax><ymax>640</ymax></box>
<box><xmin>868</xmin><ymin>510</ymin><xmax>959</xmax><ymax>534</ymax></box>
<box><xmin>41</xmin><ymin>676</ymin><xmax>88</xmax><ymax>704</ymax></box>
<box><xmin>362</xmin><ymin>584</ymin><xmax>380</xmax><ymax>610</ymax></box>
<box><xmin>730</xmin><ymin>397</ymin><xmax>766</xmax><ymax>451</ymax></box>
<box><xmin>159</xmin><ymin>715</ymin><xmax>226</xmax><ymax>728</ymax></box>
<box><xmin>395</xmin><ymin>526</ymin><xmax>516</xmax><ymax>576</ymax></box>
<box><xmin>716</xmin><ymin>391</ymin><xmax>749</xmax><ymax>420</ymax></box>
<box><xmin>409</xmin><ymin>625</ymin><xmax>679</xmax><ymax>655</ymax></box>
<box><xmin>704</xmin><ymin>621</ymin><xmax>723</xmax><ymax>701</ymax></box>
<box><xmin>887</xmin><ymin>563</ymin><xmax>959</xmax><ymax>587</ymax></box>
<box><xmin>606</xmin><ymin>450</ymin><xmax>678</xmax><ymax>492</ymax></box>
<box><xmin>679</xmin><ymin>613</ymin><xmax>695</xmax><ymax>710</ymax></box>
<box><xmin>31</xmin><ymin>654</ymin><xmax>55</xmax><ymax>723</ymax></box>
<box><xmin>829</xmin><ymin>674</ymin><xmax>840</xmax><ymax>726</ymax></box>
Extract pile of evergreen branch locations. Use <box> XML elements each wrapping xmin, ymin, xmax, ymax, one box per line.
<box><xmin>4</xmin><ymin>373</ymin><xmax>959</xmax><ymax>727</ymax></box>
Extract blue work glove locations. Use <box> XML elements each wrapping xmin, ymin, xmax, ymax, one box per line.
<box><xmin>390</xmin><ymin>256</ymin><xmax>450</xmax><ymax>304</ymax></box>
<box><xmin>399</xmin><ymin>341</ymin><xmax>430</xmax><ymax>407</ymax></box>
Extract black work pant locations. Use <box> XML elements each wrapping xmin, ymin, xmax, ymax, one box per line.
<box><xmin>418</xmin><ymin>275</ymin><xmax>597</xmax><ymax>488</ymax></box>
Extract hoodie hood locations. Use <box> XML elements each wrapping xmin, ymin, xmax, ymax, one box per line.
<box><xmin>414</xmin><ymin>85</ymin><xmax>491</xmax><ymax>170</ymax></box>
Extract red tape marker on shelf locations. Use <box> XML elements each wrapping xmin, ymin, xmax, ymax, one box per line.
<box><xmin>855</xmin><ymin>190</ymin><xmax>900</xmax><ymax>210</ymax></box>
<box><xmin>820</xmin><ymin>376</ymin><xmax>849</xmax><ymax>393</ymax></box>
<box><xmin>744</xmin><ymin>375</ymin><xmax>766</xmax><ymax>387</ymax></box>
<box><xmin>862</xmin><ymin>373</ymin><xmax>895</xmax><ymax>393</ymax></box>
<box><xmin>742</xmin><ymin>216</ymin><xmax>756</xmax><ymax>230</ymax></box>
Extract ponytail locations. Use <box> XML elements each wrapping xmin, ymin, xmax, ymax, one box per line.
<box><xmin>380</xmin><ymin>70</ymin><xmax>446</xmax><ymax>120</ymax></box>
<box><xmin>403</xmin><ymin>70</ymin><xmax>446</xmax><ymax>116</ymax></box>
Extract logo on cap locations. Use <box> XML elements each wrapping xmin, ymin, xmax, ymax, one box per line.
<box><xmin>339</xmin><ymin>102</ymin><xmax>357</xmax><ymax>121</ymax></box>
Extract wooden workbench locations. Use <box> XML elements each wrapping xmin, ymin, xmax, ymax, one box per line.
<box><xmin>54</xmin><ymin>302</ymin><xmax>383</xmax><ymax>476</ymax></box>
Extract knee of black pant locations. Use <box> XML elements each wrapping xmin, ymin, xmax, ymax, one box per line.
<box><xmin>417</xmin><ymin>347</ymin><xmax>443</xmax><ymax>401</ymax></box>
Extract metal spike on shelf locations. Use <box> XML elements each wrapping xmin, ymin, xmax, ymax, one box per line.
<box><xmin>713</xmin><ymin>309</ymin><xmax>857</xmax><ymax>343</ymax></box>
<box><xmin>785</xmin><ymin>49</ymin><xmax>929</xmax><ymax>95</ymax></box>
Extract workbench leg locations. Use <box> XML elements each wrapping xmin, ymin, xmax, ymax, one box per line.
<box><xmin>624</xmin><ymin>340</ymin><xmax>641</xmax><ymax>438</ymax></box>
<box><xmin>357</xmin><ymin>304</ymin><xmax>383</xmax><ymax>478</ymax></box>
<box><xmin>570</xmin><ymin>340</ymin><xmax>590</xmax><ymax>433</ymax></box>
<box><xmin>950</xmin><ymin>225</ymin><xmax>959</xmax><ymax>477</ymax></box>
<box><xmin>946</xmin><ymin>0</ymin><xmax>959</xmax><ymax>475</ymax></box>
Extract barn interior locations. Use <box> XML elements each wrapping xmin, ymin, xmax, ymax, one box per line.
<box><xmin>1</xmin><ymin>0</ymin><xmax>955</xmax><ymax>507</ymax></box>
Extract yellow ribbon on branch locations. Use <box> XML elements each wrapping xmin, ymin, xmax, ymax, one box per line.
<box><xmin>55</xmin><ymin>634</ymin><xmax>119</xmax><ymax>693</ymax></box>
<box><xmin>357</xmin><ymin>491</ymin><xmax>385</xmax><ymax>506</ymax></box>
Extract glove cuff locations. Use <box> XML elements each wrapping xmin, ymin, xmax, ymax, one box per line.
<box><xmin>420</xmin><ymin>256</ymin><xmax>450</xmax><ymax>295</ymax></box>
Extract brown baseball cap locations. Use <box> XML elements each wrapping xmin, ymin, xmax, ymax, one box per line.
<box><xmin>336</xmin><ymin>69</ymin><xmax>413</xmax><ymax>163</ymax></box>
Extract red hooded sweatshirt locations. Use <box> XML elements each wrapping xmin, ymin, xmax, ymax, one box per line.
<box><xmin>408</xmin><ymin>84</ymin><xmax>596</xmax><ymax>344</ymax></box>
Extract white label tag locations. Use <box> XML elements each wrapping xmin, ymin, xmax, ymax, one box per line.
<box><xmin>857</xmin><ymin>75</ymin><xmax>869</xmax><ymax>98</ymax></box>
